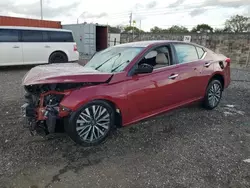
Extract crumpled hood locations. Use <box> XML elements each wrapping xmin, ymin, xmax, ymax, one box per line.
<box><xmin>22</xmin><ymin>63</ymin><xmax>113</xmax><ymax>85</ymax></box>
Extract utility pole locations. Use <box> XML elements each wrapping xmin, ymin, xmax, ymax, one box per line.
<box><xmin>129</xmin><ymin>12</ymin><xmax>133</xmax><ymax>42</ymax></box>
<box><xmin>132</xmin><ymin>25</ymin><xmax>134</xmax><ymax>41</ymax></box>
<box><xmin>129</xmin><ymin>12</ymin><xmax>132</xmax><ymax>27</ymax></box>
<box><xmin>139</xmin><ymin>20</ymin><xmax>141</xmax><ymax>40</ymax></box>
<box><xmin>40</xmin><ymin>0</ymin><xmax>43</xmax><ymax>20</ymax></box>
<box><xmin>132</xmin><ymin>20</ymin><xmax>136</xmax><ymax>42</ymax></box>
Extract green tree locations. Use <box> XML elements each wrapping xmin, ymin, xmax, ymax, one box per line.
<box><xmin>150</xmin><ymin>25</ymin><xmax>189</xmax><ymax>33</ymax></box>
<box><xmin>225</xmin><ymin>14</ymin><xmax>250</xmax><ymax>33</ymax></box>
<box><xmin>214</xmin><ymin>28</ymin><xmax>224</xmax><ymax>33</ymax></box>
<box><xmin>150</xmin><ymin>26</ymin><xmax>163</xmax><ymax>33</ymax></box>
<box><xmin>214</xmin><ymin>27</ymin><xmax>231</xmax><ymax>33</ymax></box>
<box><xmin>167</xmin><ymin>25</ymin><xmax>189</xmax><ymax>33</ymax></box>
<box><xmin>108</xmin><ymin>26</ymin><xmax>121</xmax><ymax>33</ymax></box>
<box><xmin>191</xmin><ymin>24</ymin><xmax>214</xmax><ymax>33</ymax></box>
<box><xmin>123</xmin><ymin>26</ymin><xmax>144</xmax><ymax>34</ymax></box>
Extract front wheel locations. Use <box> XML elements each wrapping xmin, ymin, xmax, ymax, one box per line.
<box><xmin>203</xmin><ymin>79</ymin><xmax>223</xmax><ymax>110</ymax></box>
<box><xmin>66</xmin><ymin>100</ymin><xmax>115</xmax><ymax>146</ymax></box>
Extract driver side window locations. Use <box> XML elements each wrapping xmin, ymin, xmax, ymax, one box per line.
<box><xmin>138</xmin><ymin>45</ymin><xmax>172</xmax><ymax>69</ymax></box>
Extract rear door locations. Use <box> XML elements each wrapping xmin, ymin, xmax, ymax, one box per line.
<box><xmin>194</xmin><ymin>46</ymin><xmax>212</xmax><ymax>95</ymax></box>
<box><xmin>47</xmin><ymin>31</ymin><xmax>77</xmax><ymax>61</ymax></box>
<box><xmin>0</xmin><ymin>29</ymin><xmax>23</xmax><ymax>66</ymax></box>
<box><xmin>172</xmin><ymin>43</ymin><xmax>206</xmax><ymax>99</ymax></box>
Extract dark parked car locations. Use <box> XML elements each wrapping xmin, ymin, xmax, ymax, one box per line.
<box><xmin>22</xmin><ymin>40</ymin><xmax>231</xmax><ymax>146</ymax></box>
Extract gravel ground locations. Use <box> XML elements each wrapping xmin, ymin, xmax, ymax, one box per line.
<box><xmin>0</xmin><ymin>65</ymin><xmax>250</xmax><ymax>188</ymax></box>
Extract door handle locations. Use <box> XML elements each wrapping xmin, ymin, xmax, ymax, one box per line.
<box><xmin>169</xmin><ymin>74</ymin><xmax>179</xmax><ymax>79</ymax></box>
<box><xmin>204</xmin><ymin>62</ymin><xmax>212</xmax><ymax>67</ymax></box>
<box><xmin>13</xmin><ymin>46</ymin><xmax>20</xmax><ymax>48</ymax></box>
<box><xmin>45</xmin><ymin>45</ymin><xmax>50</xmax><ymax>48</ymax></box>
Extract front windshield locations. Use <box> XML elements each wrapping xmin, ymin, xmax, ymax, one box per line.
<box><xmin>84</xmin><ymin>46</ymin><xmax>144</xmax><ymax>73</ymax></box>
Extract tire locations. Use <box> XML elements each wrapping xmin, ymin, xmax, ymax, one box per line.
<box><xmin>65</xmin><ymin>100</ymin><xmax>115</xmax><ymax>146</ymax></box>
<box><xmin>49</xmin><ymin>52</ymin><xmax>68</xmax><ymax>63</ymax></box>
<box><xmin>203</xmin><ymin>79</ymin><xmax>223</xmax><ymax>110</ymax></box>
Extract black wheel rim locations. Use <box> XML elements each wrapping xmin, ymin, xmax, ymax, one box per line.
<box><xmin>208</xmin><ymin>83</ymin><xmax>221</xmax><ymax>107</ymax></box>
<box><xmin>76</xmin><ymin>105</ymin><xmax>111</xmax><ymax>143</ymax></box>
<box><xmin>52</xmin><ymin>55</ymin><xmax>66</xmax><ymax>63</ymax></box>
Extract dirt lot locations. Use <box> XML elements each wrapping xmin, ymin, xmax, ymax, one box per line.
<box><xmin>0</xmin><ymin>65</ymin><xmax>250</xmax><ymax>188</ymax></box>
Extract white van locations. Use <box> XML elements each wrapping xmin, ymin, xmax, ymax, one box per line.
<box><xmin>0</xmin><ymin>26</ymin><xmax>79</xmax><ymax>66</ymax></box>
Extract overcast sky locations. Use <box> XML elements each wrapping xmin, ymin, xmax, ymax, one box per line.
<box><xmin>0</xmin><ymin>0</ymin><xmax>249</xmax><ymax>31</ymax></box>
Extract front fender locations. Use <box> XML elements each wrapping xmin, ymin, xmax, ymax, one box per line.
<box><xmin>60</xmin><ymin>84</ymin><xmax>128</xmax><ymax>118</ymax></box>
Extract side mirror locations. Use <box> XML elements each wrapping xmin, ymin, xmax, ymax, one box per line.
<box><xmin>134</xmin><ymin>63</ymin><xmax>153</xmax><ymax>74</ymax></box>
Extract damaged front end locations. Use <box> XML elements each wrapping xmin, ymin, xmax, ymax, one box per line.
<box><xmin>21</xmin><ymin>62</ymin><xmax>114</xmax><ymax>136</ymax></box>
<box><xmin>21</xmin><ymin>83</ymin><xmax>92</xmax><ymax>136</ymax></box>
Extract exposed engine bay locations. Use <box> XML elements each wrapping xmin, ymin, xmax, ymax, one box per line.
<box><xmin>24</xmin><ymin>82</ymin><xmax>96</xmax><ymax>94</ymax></box>
<box><xmin>22</xmin><ymin>82</ymin><xmax>100</xmax><ymax>136</ymax></box>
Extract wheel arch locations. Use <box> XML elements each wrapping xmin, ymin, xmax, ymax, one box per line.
<box><xmin>73</xmin><ymin>97</ymin><xmax>124</xmax><ymax>128</ymax></box>
<box><xmin>208</xmin><ymin>73</ymin><xmax>225</xmax><ymax>90</ymax></box>
<box><xmin>100</xmin><ymin>99</ymin><xmax>123</xmax><ymax>128</ymax></box>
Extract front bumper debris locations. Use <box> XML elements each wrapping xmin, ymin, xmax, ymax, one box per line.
<box><xmin>21</xmin><ymin>103</ymin><xmax>39</xmax><ymax>135</ymax></box>
<box><xmin>22</xmin><ymin>90</ymin><xmax>72</xmax><ymax>136</ymax></box>
<box><xmin>21</xmin><ymin>102</ymin><xmax>59</xmax><ymax>136</ymax></box>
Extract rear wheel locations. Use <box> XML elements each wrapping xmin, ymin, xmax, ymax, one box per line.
<box><xmin>203</xmin><ymin>79</ymin><xmax>223</xmax><ymax>110</ymax></box>
<box><xmin>66</xmin><ymin>100</ymin><xmax>115</xmax><ymax>146</ymax></box>
<box><xmin>49</xmin><ymin>52</ymin><xmax>68</xmax><ymax>63</ymax></box>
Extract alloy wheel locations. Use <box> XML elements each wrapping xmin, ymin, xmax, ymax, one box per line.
<box><xmin>208</xmin><ymin>82</ymin><xmax>221</xmax><ymax>107</ymax></box>
<box><xmin>76</xmin><ymin>105</ymin><xmax>111</xmax><ymax>143</ymax></box>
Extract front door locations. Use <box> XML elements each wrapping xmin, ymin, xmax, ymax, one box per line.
<box><xmin>127</xmin><ymin>67</ymin><xmax>182</xmax><ymax>114</ymax></box>
<box><xmin>126</xmin><ymin>44</ymin><xmax>183</xmax><ymax>121</ymax></box>
<box><xmin>0</xmin><ymin>29</ymin><xmax>23</xmax><ymax>66</ymax></box>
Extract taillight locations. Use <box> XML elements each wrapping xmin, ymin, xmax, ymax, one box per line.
<box><xmin>74</xmin><ymin>44</ymin><xmax>78</xmax><ymax>51</ymax></box>
<box><xmin>225</xmin><ymin>58</ymin><xmax>231</xmax><ymax>65</ymax></box>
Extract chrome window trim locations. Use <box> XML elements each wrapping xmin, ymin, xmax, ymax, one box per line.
<box><xmin>126</xmin><ymin>42</ymin><xmax>208</xmax><ymax>75</ymax></box>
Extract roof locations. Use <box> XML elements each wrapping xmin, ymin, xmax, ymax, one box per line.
<box><xmin>62</xmin><ymin>23</ymin><xmax>108</xmax><ymax>27</ymax></box>
<box><xmin>115</xmin><ymin>40</ymin><xmax>197</xmax><ymax>48</ymax></box>
<box><xmin>0</xmin><ymin>26</ymin><xmax>70</xmax><ymax>32</ymax></box>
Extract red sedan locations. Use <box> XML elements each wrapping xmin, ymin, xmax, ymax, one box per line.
<box><xmin>22</xmin><ymin>40</ymin><xmax>231</xmax><ymax>146</ymax></box>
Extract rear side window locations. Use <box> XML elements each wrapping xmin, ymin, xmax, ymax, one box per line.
<box><xmin>48</xmin><ymin>31</ymin><xmax>74</xmax><ymax>42</ymax></box>
<box><xmin>0</xmin><ymin>29</ymin><xmax>19</xmax><ymax>42</ymax></box>
<box><xmin>196</xmin><ymin>47</ymin><xmax>205</xmax><ymax>59</ymax></box>
<box><xmin>173</xmin><ymin>44</ymin><xmax>198</xmax><ymax>64</ymax></box>
<box><xmin>21</xmin><ymin>30</ymin><xmax>43</xmax><ymax>42</ymax></box>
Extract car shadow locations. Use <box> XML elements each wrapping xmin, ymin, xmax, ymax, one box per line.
<box><xmin>0</xmin><ymin>65</ymin><xmax>36</xmax><ymax>71</ymax></box>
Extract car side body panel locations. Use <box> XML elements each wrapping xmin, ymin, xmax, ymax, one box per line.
<box><xmin>60</xmin><ymin>43</ymin><xmax>229</xmax><ymax>127</ymax></box>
